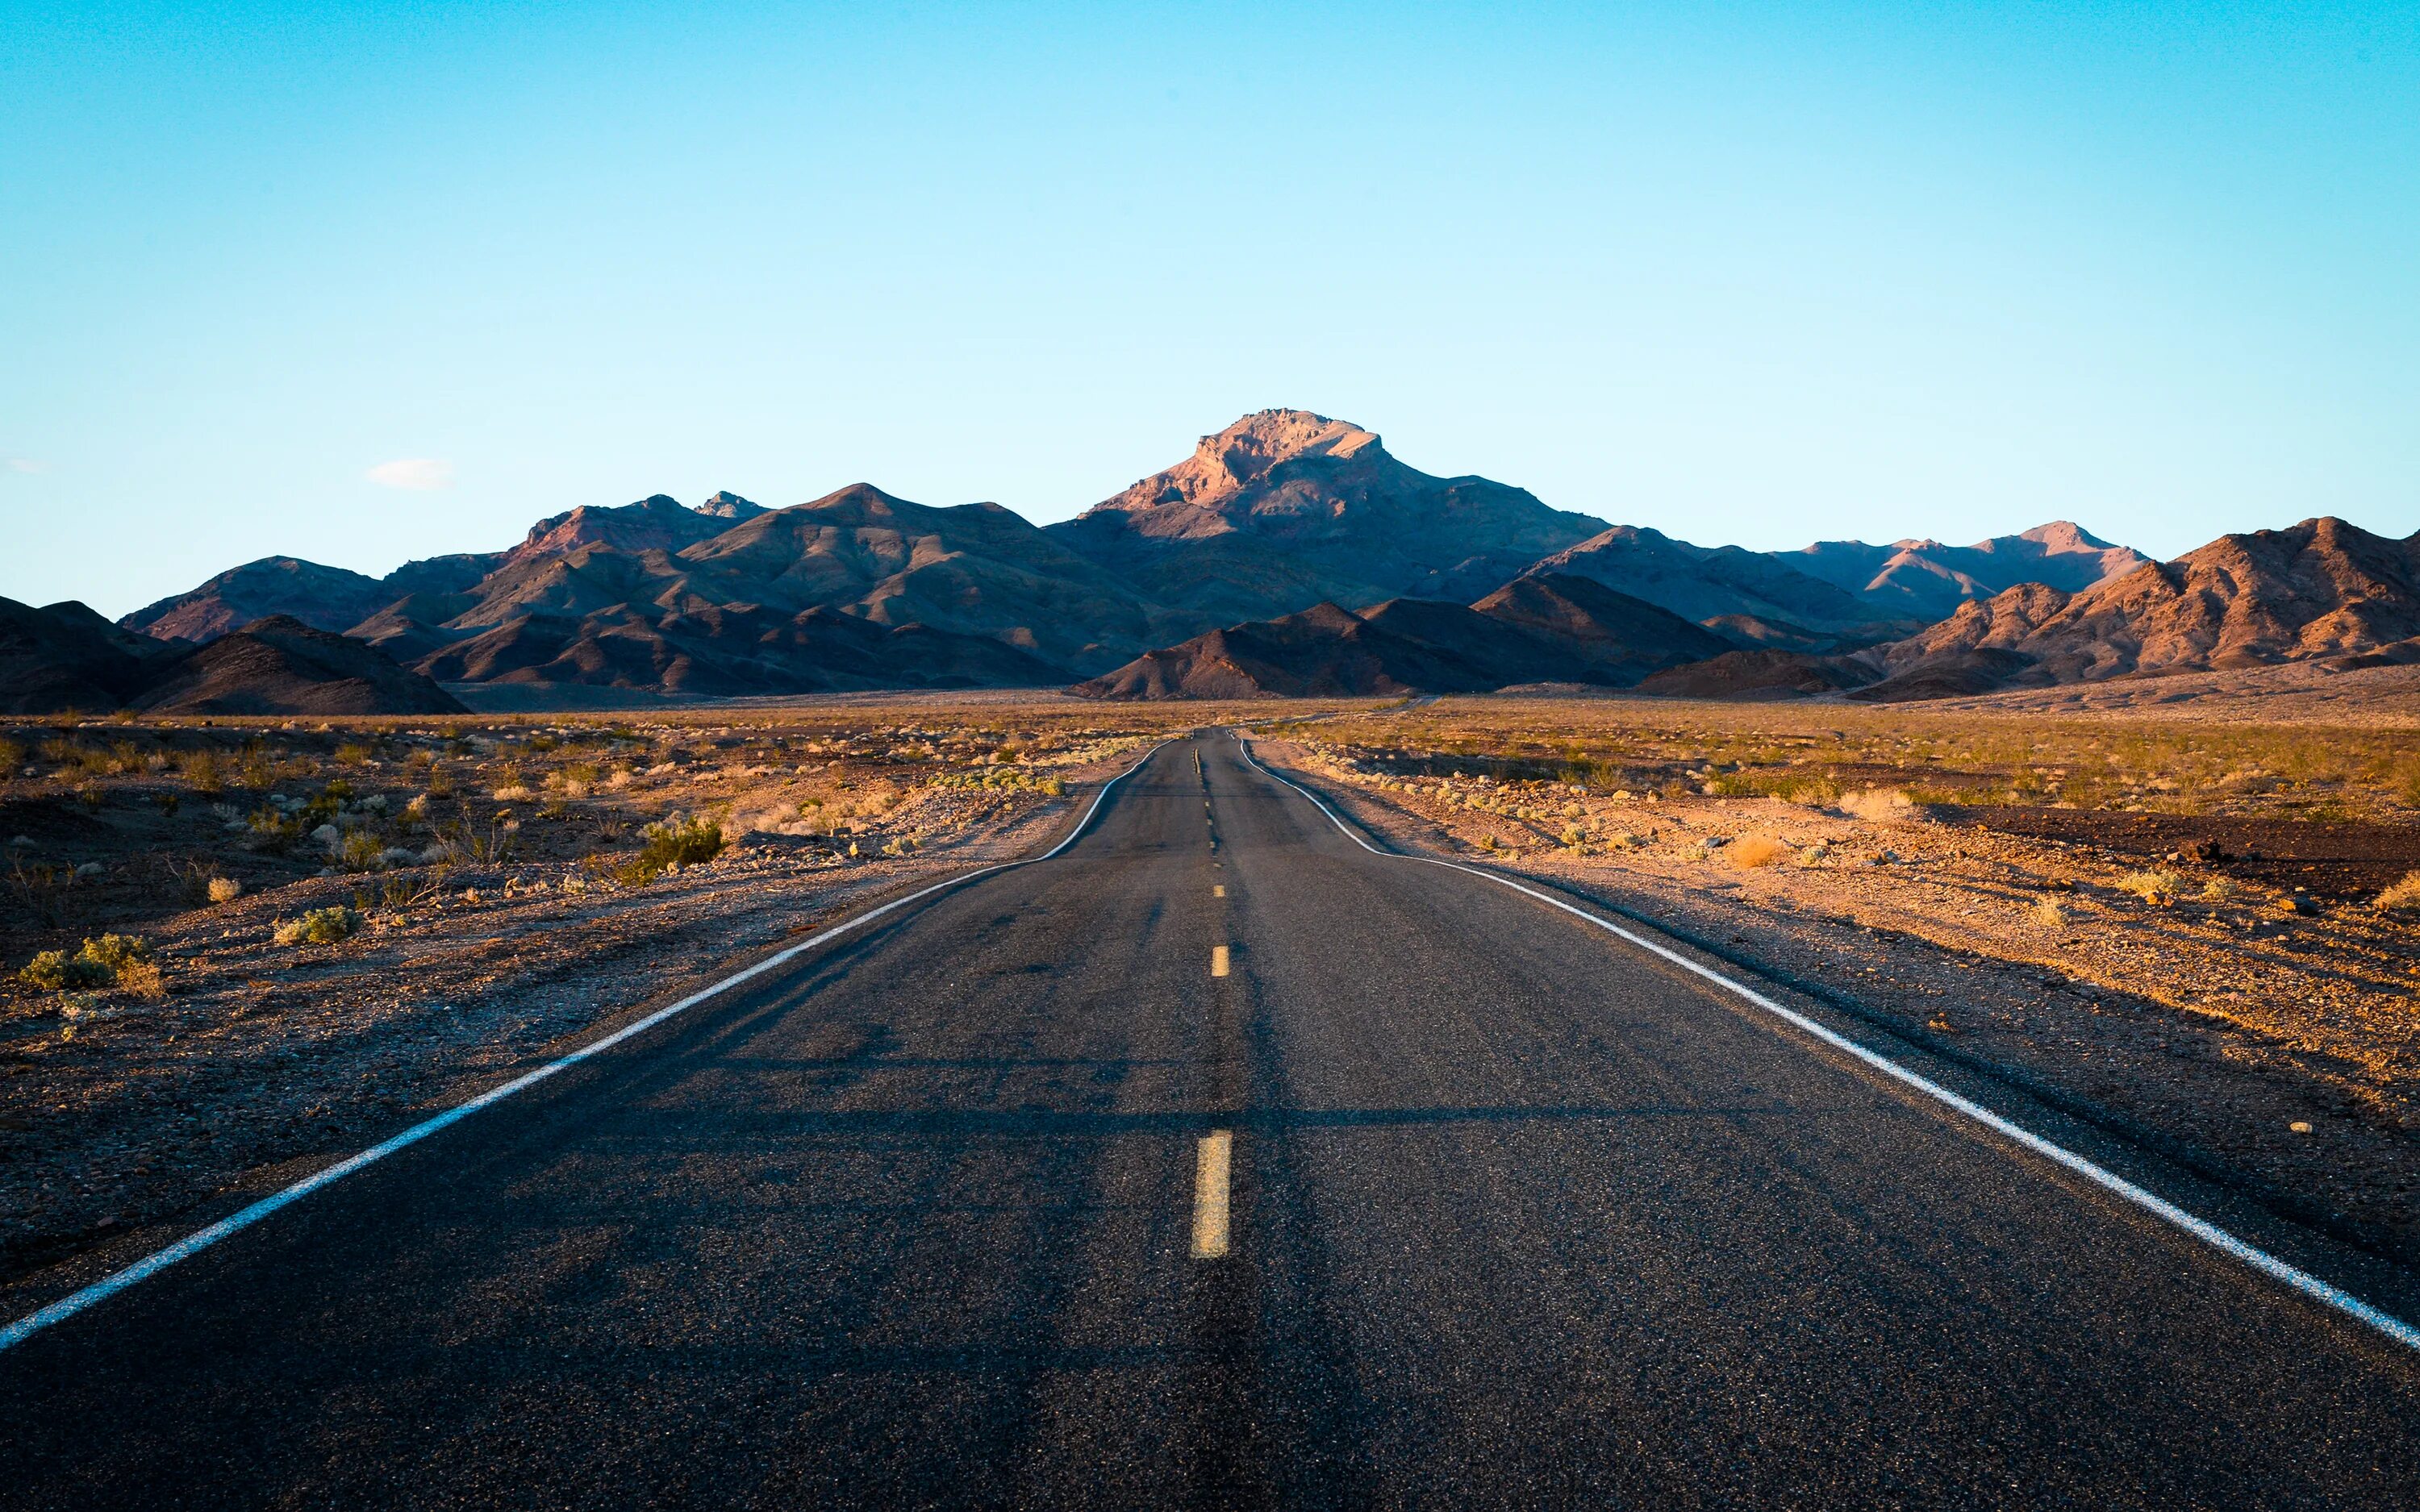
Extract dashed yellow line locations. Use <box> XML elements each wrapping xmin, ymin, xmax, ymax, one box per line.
<box><xmin>1212</xmin><ymin>884</ymin><xmax>1225</xmax><ymax>898</ymax></box>
<box><xmin>1211</xmin><ymin>944</ymin><xmax>1230</xmax><ymax>977</ymax></box>
<box><xmin>1191</xmin><ymin>1130</ymin><xmax>1233</xmax><ymax>1260</ymax></box>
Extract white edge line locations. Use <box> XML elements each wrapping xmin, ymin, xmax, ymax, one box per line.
<box><xmin>0</xmin><ymin>743</ymin><xmax>1170</xmax><ymax>1354</ymax></box>
<box><xmin>1231</xmin><ymin>733</ymin><xmax>2420</xmax><ymax>1352</ymax></box>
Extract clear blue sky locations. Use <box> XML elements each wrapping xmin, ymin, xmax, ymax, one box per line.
<box><xmin>4</xmin><ymin>1</ymin><xmax>2414</xmax><ymax>616</ymax></box>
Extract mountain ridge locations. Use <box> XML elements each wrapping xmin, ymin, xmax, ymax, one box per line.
<box><xmin>69</xmin><ymin>409</ymin><xmax>2378</xmax><ymax>710</ymax></box>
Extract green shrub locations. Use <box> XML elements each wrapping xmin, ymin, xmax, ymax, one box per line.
<box><xmin>16</xmin><ymin>949</ymin><xmax>111</xmax><ymax>992</ymax></box>
<box><xmin>338</xmin><ymin>831</ymin><xmax>390</xmax><ymax>873</ymax></box>
<box><xmin>80</xmin><ymin>934</ymin><xmax>152</xmax><ymax>973</ymax></box>
<box><xmin>15</xmin><ymin>934</ymin><xmax>156</xmax><ymax>993</ymax></box>
<box><xmin>273</xmin><ymin>906</ymin><xmax>361</xmax><ymax>947</ymax></box>
<box><xmin>248</xmin><ymin>806</ymin><xmax>302</xmax><ymax>851</ymax></box>
<box><xmin>179</xmin><ymin>747</ymin><xmax>224</xmax><ymax>793</ymax></box>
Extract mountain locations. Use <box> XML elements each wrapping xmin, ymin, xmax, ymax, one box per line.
<box><xmin>1843</xmin><ymin>517</ymin><xmax>2420</xmax><ymax>699</ymax></box>
<box><xmin>95</xmin><ymin>411</ymin><xmax>2357</xmax><ymax>710</ymax></box>
<box><xmin>1074</xmin><ymin>573</ymin><xmax>1732</xmax><ymax>699</ymax></box>
<box><xmin>122</xmin><ymin>558</ymin><xmax>398</xmax><ymax>644</ymax></box>
<box><xmin>2</xmin><ymin>598</ymin><xmax>459</xmax><ymax>715</ymax></box>
<box><xmin>1047</xmin><ymin>410</ymin><xmax>1608</xmax><ymax>624</ymax></box>
<box><xmin>1781</xmin><ymin>522</ymin><xmax>2151</xmax><ymax>623</ymax></box>
<box><xmin>506</xmin><ymin>492</ymin><xmax>763</xmax><ymax>565</ymax></box>
<box><xmin>1524</xmin><ymin>526</ymin><xmax>1914</xmax><ymax>648</ymax></box>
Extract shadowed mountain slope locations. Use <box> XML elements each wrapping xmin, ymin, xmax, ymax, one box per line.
<box><xmin>412</xmin><ymin>602</ymin><xmax>1066</xmax><ymax>698</ymax></box>
<box><xmin>1525</xmin><ymin>526</ymin><xmax>1915</xmax><ymax>644</ymax></box>
<box><xmin>1</xmin><ymin>598</ymin><xmax>182</xmax><ymax>713</ymax></box>
<box><xmin>4</xmin><ymin>598</ymin><xmax>461</xmax><ymax>714</ymax></box>
<box><xmin>127</xmin><ymin>617</ymin><xmax>467</xmax><ymax>715</ymax></box>
<box><xmin>1074</xmin><ymin>573</ymin><xmax>1733</xmax><ymax>699</ymax></box>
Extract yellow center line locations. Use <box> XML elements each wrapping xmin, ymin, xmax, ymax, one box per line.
<box><xmin>1191</xmin><ymin>1130</ymin><xmax>1233</xmax><ymax>1260</ymax></box>
<box><xmin>1213</xmin><ymin>884</ymin><xmax>1225</xmax><ymax>898</ymax></box>
<box><xmin>1211</xmin><ymin>944</ymin><xmax>1230</xmax><ymax>977</ymax></box>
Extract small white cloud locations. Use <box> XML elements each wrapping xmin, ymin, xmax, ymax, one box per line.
<box><xmin>365</xmin><ymin>457</ymin><xmax>455</xmax><ymax>491</ymax></box>
<box><xmin>6</xmin><ymin>458</ymin><xmax>47</xmax><ymax>475</ymax></box>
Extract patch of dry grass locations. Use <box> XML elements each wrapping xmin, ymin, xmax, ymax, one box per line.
<box><xmin>1729</xmin><ymin>835</ymin><xmax>1791</xmax><ymax>868</ymax></box>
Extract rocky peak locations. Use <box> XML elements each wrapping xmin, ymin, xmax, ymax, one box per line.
<box><xmin>697</xmin><ymin>490</ymin><xmax>766</xmax><ymax>519</ymax></box>
<box><xmin>2013</xmin><ymin>520</ymin><xmax>2120</xmax><ymax>555</ymax></box>
<box><xmin>1192</xmin><ymin>410</ymin><xmax>1384</xmax><ymax>491</ymax></box>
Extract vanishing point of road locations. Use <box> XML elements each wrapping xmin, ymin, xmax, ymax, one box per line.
<box><xmin>3</xmin><ymin>734</ymin><xmax>2417</xmax><ymax>1507</ymax></box>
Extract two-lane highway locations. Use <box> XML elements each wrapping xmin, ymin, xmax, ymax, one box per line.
<box><xmin>2</xmin><ymin>735</ymin><xmax>2417</xmax><ymax>1507</ymax></box>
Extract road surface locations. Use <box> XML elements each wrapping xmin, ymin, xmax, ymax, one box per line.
<box><xmin>3</xmin><ymin>734</ymin><xmax>2417</xmax><ymax>1507</ymax></box>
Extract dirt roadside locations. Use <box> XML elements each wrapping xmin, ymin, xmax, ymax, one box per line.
<box><xmin>0</xmin><ymin>750</ymin><xmax>1145</xmax><ymax>1310</ymax></box>
<box><xmin>1250</xmin><ymin>736</ymin><xmax>2420</xmax><ymax>1268</ymax></box>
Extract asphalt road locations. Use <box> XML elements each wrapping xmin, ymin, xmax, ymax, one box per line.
<box><xmin>4</xmin><ymin>734</ymin><xmax>2418</xmax><ymax>1508</ymax></box>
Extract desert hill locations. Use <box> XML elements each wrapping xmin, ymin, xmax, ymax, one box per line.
<box><xmin>1846</xmin><ymin>516</ymin><xmax>2420</xmax><ymax>698</ymax></box>
<box><xmin>1635</xmin><ymin>516</ymin><xmax>2420</xmax><ymax>704</ymax></box>
<box><xmin>1074</xmin><ymin>573</ymin><xmax>1730</xmax><ymax>699</ymax></box>
<box><xmin>123</xmin><ymin>558</ymin><xmax>399</xmax><ymax>644</ymax></box>
<box><xmin>127</xmin><ymin>617</ymin><xmax>466</xmax><ymax>716</ymax></box>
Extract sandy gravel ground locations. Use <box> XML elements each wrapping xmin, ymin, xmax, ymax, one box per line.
<box><xmin>0</xmin><ymin>756</ymin><xmax>1133</xmax><ymax>1310</ymax></box>
<box><xmin>1257</xmin><ymin>737</ymin><xmax>2420</xmax><ymax>1266</ymax></box>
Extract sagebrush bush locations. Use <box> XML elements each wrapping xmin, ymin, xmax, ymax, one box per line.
<box><xmin>274</xmin><ymin>906</ymin><xmax>361</xmax><ymax>947</ymax></box>
<box><xmin>207</xmin><ymin>876</ymin><xmax>244</xmax><ymax>904</ymax></box>
<box><xmin>2377</xmin><ymin>871</ymin><xmax>2420</xmax><ymax>914</ymax></box>
<box><xmin>15</xmin><ymin>949</ymin><xmax>111</xmax><ymax>992</ymax></box>
<box><xmin>15</xmin><ymin>934</ymin><xmax>158</xmax><ymax>994</ymax></box>
<box><xmin>612</xmin><ymin>811</ymin><xmax>726</xmax><ymax>886</ymax></box>
<box><xmin>338</xmin><ymin>831</ymin><xmax>390</xmax><ymax>873</ymax></box>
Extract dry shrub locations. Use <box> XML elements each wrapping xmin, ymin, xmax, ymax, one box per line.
<box><xmin>2377</xmin><ymin>870</ymin><xmax>2420</xmax><ymax>914</ymax></box>
<box><xmin>207</xmin><ymin>876</ymin><xmax>244</xmax><ymax>904</ymax></box>
<box><xmin>2116</xmin><ymin>868</ymin><xmax>2184</xmax><ymax>906</ymax></box>
<box><xmin>1730</xmin><ymin>835</ymin><xmax>1790</xmax><ymax>868</ymax></box>
<box><xmin>1840</xmin><ymin>788</ymin><xmax>1914</xmax><ymax>823</ymax></box>
<box><xmin>2028</xmin><ymin>895</ymin><xmax>2068</xmax><ymax>928</ymax></box>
